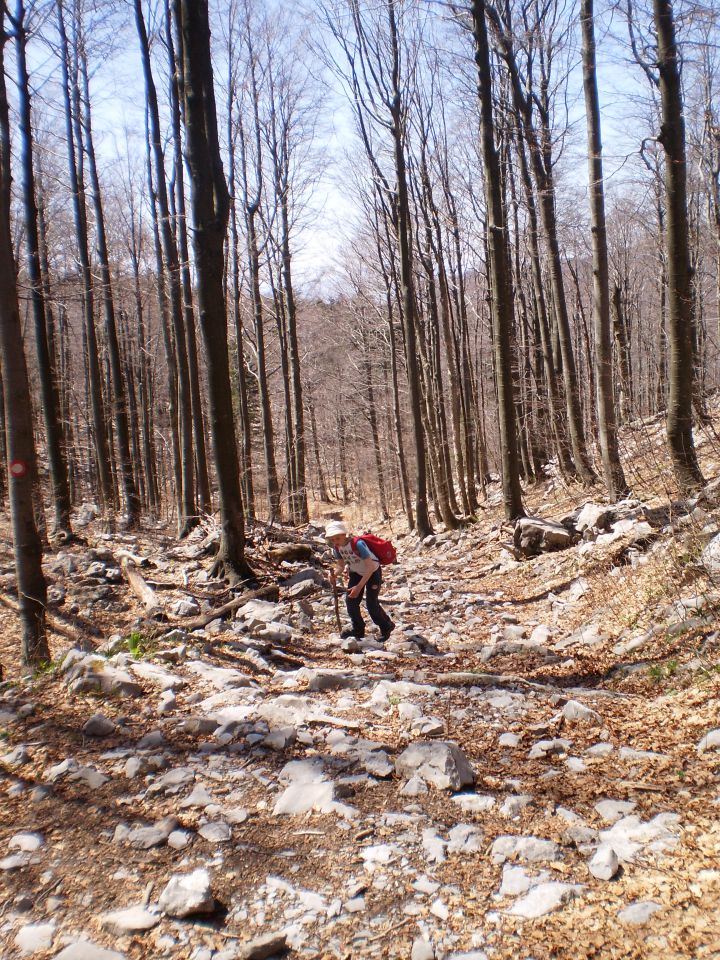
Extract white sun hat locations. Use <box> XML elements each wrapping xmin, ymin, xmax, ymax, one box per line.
<box><xmin>325</xmin><ymin>521</ymin><xmax>349</xmax><ymax>539</ymax></box>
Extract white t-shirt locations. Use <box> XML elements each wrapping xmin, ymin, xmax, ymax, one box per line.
<box><xmin>335</xmin><ymin>538</ymin><xmax>379</xmax><ymax>575</ymax></box>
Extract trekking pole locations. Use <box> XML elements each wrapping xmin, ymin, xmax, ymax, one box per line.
<box><xmin>330</xmin><ymin>571</ymin><xmax>342</xmax><ymax>633</ymax></box>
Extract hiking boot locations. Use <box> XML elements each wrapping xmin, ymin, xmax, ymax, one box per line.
<box><xmin>341</xmin><ymin>626</ymin><xmax>365</xmax><ymax>640</ymax></box>
<box><xmin>380</xmin><ymin>621</ymin><xmax>395</xmax><ymax>642</ymax></box>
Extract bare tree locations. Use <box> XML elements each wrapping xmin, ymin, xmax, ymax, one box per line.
<box><xmin>580</xmin><ymin>0</ymin><xmax>628</xmax><ymax>499</ymax></box>
<box><xmin>11</xmin><ymin>0</ymin><xmax>72</xmax><ymax>539</ymax></box>
<box><xmin>0</xmin><ymin>7</ymin><xmax>49</xmax><ymax>665</ymax></box>
<box><xmin>174</xmin><ymin>0</ymin><xmax>254</xmax><ymax>583</ymax></box>
<box><xmin>469</xmin><ymin>0</ymin><xmax>524</xmax><ymax>520</ymax></box>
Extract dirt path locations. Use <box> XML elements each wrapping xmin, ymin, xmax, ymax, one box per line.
<box><xmin>1</xmin><ymin>494</ymin><xmax>720</xmax><ymax>959</ymax></box>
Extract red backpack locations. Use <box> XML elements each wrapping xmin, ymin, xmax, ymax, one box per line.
<box><xmin>351</xmin><ymin>533</ymin><xmax>397</xmax><ymax>566</ymax></box>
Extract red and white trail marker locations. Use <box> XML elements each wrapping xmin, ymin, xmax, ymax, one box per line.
<box><xmin>9</xmin><ymin>460</ymin><xmax>28</xmax><ymax>478</ymax></box>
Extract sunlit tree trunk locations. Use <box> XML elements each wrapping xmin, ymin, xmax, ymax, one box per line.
<box><xmin>0</xmin><ymin>12</ymin><xmax>49</xmax><ymax>666</ymax></box>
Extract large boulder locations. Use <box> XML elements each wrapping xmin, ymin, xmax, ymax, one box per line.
<box><xmin>574</xmin><ymin>502</ymin><xmax>615</xmax><ymax>533</ymax></box>
<box><xmin>395</xmin><ymin>741</ymin><xmax>474</xmax><ymax>790</ymax></box>
<box><xmin>63</xmin><ymin>654</ymin><xmax>142</xmax><ymax>699</ymax></box>
<box><xmin>513</xmin><ymin>517</ymin><xmax>576</xmax><ymax>558</ymax></box>
<box><xmin>267</xmin><ymin>543</ymin><xmax>313</xmax><ymax>564</ymax></box>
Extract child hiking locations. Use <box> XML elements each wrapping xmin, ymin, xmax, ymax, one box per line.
<box><xmin>325</xmin><ymin>521</ymin><xmax>396</xmax><ymax>642</ymax></box>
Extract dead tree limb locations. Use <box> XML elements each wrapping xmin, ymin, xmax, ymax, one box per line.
<box><xmin>121</xmin><ymin>558</ymin><xmax>164</xmax><ymax>619</ymax></box>
<box><xmin>168</xmin><ymin>584</ymin><xmax>280</xmax><ymax>631</ymax></box>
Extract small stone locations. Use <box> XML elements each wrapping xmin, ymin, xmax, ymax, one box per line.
<box><xmin>589</xmin><ymin>844</ymin><xmax>620</xmax><ymax>881</ymax></box>
<box><xmin>83</xmin><ymin>714</ymin><xmax>116</xmax><ymax>737</ymax></box>
<box><xmin>400</xmin><ymin>775</ymin><xmax>428</xmax><ymax>797</ymax></box>
<box><xmin>54</xmin><ymin>942</ymin><xmax>126</xmax><ymax>960</ymax></box>
<box><xmin>237</xmin><ymin>932</ymin><xmax>288</xmax><ymax>960</ymax></box>
<box><xmin>500</xmin><ymin>795</ymin><xmax>533</xmax><ymax>818</ymax></box>
<box><xmin>430</xmin><ymin>898</ymin><xmax>449</xmax><ymax>920</ymax></box>
<box><xmin>448</xmin><ymin>823</ymin><xmax>483</xmax><ymax>854</ymax></box>
<box><xmin>8</xmin><ymin>832</ymin><xmax>44</xmax><ymax>852</ymax></box>
<box><xmin>394</xmin><ymin>741</ymin><xmax>474</xmax><ymax>790</ymax></box>
<box><xmin>594</xmin><ymin>799</ymin><xmax>636</xmax><ymax>824</ymax></box>
<box><xmin>508</xmin><ymin>881</ymin><xmax>583</xmax><ymax>918</ymax></box>
<box><xmin>180</xmin><ymin>785</ymin><xmax>214</xmax><ymax>809</ymax></box>
<box><xmin>363</xmin><ymin>751</ymin><xmax>394</xmax><ymax>778</ymax></box>
<box><xmin>100</xmin><ymin>906</ymin><xmax>160</xmax><ymax>936</ymax></box>
<box><xmin>1</xmin><ymin>745</ymin><xmax>31</xmax><ymax>766</ymax></box>
<box><xmin>618</xmin><ymin>900</ymin><xmax>662</xmax><ymax>925</ymax></box>
<box><xmin>452</xmin><ymin>793</ymin><xmax>496</xmax><ymax>813</ymax></box>
<box><xmin>171</xmin><ymin>598</ymin><xmax>200</xmax><ymax>618</ymax></box>
<box><xmin>127</xmin><ymin>816</ymin><xmax>177</xmax><ymax>850</ymax></box>
<box><xmin>198</xmin><ymin>821</ymin><xmax>231</xmax><ymax>843</ymax></box>
<box><xmin>411</xmin><ymin>938</ymin><xmax>435</xmax><ymax>960</ymax></box>
<box><xmin>13</xmin><ymin>892</ymin><xmax>35</xmax><ymax>912</ymax></box>
<box><xmin>168</xmin><ymin>830</ymin><xmax>192</xmax><ymax>850</ymax></box>
<box><xmin>137</xmin><ymin>729</ymin><xmax>165</xmax><ymax>750</ymax></box>
<box><xmin>159</xmin><ymin>868</ymin><xmax>215</xmax><ymax>918</ymax></box>
<box><xmin>697</xmin><ymin>729</ymin><xmax>720</xmax><ymax>753</ymax></box>
<box><xmin>1</xmin><ymin>853</ymin><xmax>31</xmax><ymax>870</ymax></box>
<box><xmin>498</xmin><ymin>732</ymin><xmax>520</xmax><ymax>748</ymax></box>
<box><xmin>14</xmin><ymin>921</ymin><xmax>56</xmax><ymax>954</ymax></box>
<box><xmin>344</xmin><ymin>896</ymin><xmax>366</xmax><ymax>913</ymax></box>
<box><xmin>491</xmin><ymin>835</ymin><xmax>561</xmax><ymax>864</ymax></box>
<box><xmin>158</xmin><ymin>691</ymin><xmax>176</xmax><ymax>714</ymax></box>
<box><xmin>273</xmin><ymin>781</ymin><xmax>335</xmax><ymax>815</ymax></box>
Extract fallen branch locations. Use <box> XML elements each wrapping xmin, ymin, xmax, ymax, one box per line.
<box><xmin>0</xmin><ymin>593</ymin><xmax>93</xmax><ymax>647</ymax></box>
<box><xmin>435</xmin><ymin>671</ymin><xmax>560</xmax><ymax>693</ymax></box>
<box><xmin>168</xmin><ymin>584</ymin><xmax>280</xmax><ymax>631</ymax></box>
<box><xmin>434</xmin><ymin>671</ymin><xmax>638</xmax><ymax>699</ymax></box>
<box><xmin>121</xmin><ymin>558</ymin><xmax>164</xmax><ymax>619</ymax></box>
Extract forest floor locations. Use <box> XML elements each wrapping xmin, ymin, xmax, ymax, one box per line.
<box><xmin>1</xmin><ymin>412</ymin><xmax>720</xmax><ymax>960</ymax></box>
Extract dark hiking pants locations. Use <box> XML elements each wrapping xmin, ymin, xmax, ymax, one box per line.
<box><xmin>346</xmin><ymin>569</ymin><xmax>392</xmax><ymax>636</ymax></box>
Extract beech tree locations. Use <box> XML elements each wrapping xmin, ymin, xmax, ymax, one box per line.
<box><xmin>469</xmin><ymin>0</ymin><xmax>524</xmax><ymax>520</ymax></box>
<box><xmin>174</xmin><ymin>0</ymin><xmax>254</xmax><ymax>583</ymax></box>
<box><xmin>580</xmin><ymin>0</ymin><xmax>628</xmax><ymax>499</ymax></box>
<box><xmin>0</xmin><ymin>7</ymin><xmax>49</xmax><ymax>666</ymax></box>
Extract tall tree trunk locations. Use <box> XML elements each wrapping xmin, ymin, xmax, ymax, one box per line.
<box><xmin>77</xmin><ymin>32</ymin><xmax>140</xmax><ymax>526</ymax></box>
<box><xmin>226</xmin><ymin>51</ymin><xmax>255</xmax><ymax>521</ymax></box>
<box><xmin>174</xmin><ymin>0</ymin><xmax>254</xmax><ymax>583</ymax></box>
<box><xmin>235</xmin><ymin>56</ymin><xmax>281</xmax><ymax>520</ymax></box>
<box><xmin>654</xmin><ymin>0</ymin><xmax>704</xmax><ymax>490</ymax></box>
<box><xmin>0</xmin><ymin>366</ymin><xmax>6</xmax><ymax>506</ymax></box>
<box><xmin>134</xmin><ymin>0</ymin><xmax>197</xmax><ymax>535</ymax></box>
<box><xmin>360</xmin><ymin>325</ymin><xmax>389</xmax><ymax>520</ymax></box>
<box><xmin>487</xmin><ymin>2</ymin><xmax>595</xmax><ymax>484</ymax></box>
<box><xmin>57</xmin><ymin>0</ymin><xmax>113</xmax><ymax>511</ymax></box>
<box><xmin>307</xmin><ymin>388</ymin><xmax>330</xmax><ymax>503</ymax></box>
<box><xmin>146</xmin><ymin>115</ymin><xmax>182</xmax><ymax>523</ymax></box>
<box><xmin>279</xmin><ymin>195</ymin><xmax>309</xmax><ymax>524</ymax></box>
<box><xmin>165</xmin><ymin>0</ymin><xmax>212</xmax><ymax>516</ymax></box>
<box><xmin>471</xmin><ymin>0</ymin><xmax>525</xmax><ymax>520</ymax></box>
<box><xmin>387</xmin><ymin>0</ymin><xmax>432</xmax><ymax>537</ymax></box>
<box><xmin>0</xmin><ymin>14</ymin><xmax>49</xmax><ymax>666</ymax></box>
<box><xmin>12</xmin><ymin>0</ymin><xmax>72</xmax><ymax>538</ymax></box>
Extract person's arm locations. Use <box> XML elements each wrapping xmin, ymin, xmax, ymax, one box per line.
<box><xmin>329</xmin><ymin>550</ymin><xmax>345</xmax><ymax>584</ymax></box>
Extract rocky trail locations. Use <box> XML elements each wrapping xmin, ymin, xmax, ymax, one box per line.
<box><xmin>2</xmin><ymin>478</ymin><xmax>720</xmax><ymax>959</ymax></box>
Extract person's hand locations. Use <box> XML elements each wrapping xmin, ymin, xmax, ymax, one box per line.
<box><xmin>348</xmin><ymin>584</ymin><xmax>362</xmax><ymax>599</ymax></box>
<box><xmin>329</xmin><ymin>568</ymin><xmax>336</xmax><ymax>586</ymax></box>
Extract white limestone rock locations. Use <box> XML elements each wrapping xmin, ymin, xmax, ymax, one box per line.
<box><xmin>394</xmin><ymin>741</ymin><xmax>474</xmax><ymax>790</ymax></box>
<box><xmin>159</xmin><ymin>868</ymin><xmax>215</xmax><ymax>918</ymax></box>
